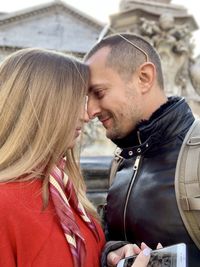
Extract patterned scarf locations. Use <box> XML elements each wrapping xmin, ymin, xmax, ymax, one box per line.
<box><xmin>49</xmin><ymin>159</ymin><xmax>99</xmax><ymax>267</ymax></box>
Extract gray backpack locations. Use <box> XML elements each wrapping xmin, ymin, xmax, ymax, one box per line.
<box><xmin>175</xmin><ymin>119</ymin><xmax>200</xmax><ymax>250</ymax></box>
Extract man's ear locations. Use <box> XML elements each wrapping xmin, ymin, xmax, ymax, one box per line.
<box><xmin>137</xmin><ymin>62</ymin><xmax>156</xmax><ymax>93</ymax></box>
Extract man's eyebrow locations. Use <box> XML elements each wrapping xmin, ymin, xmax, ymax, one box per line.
<box><xmin>88</xmin><ymin>84</ymin><xmax>104</xmax><ymax>93</ymax></box>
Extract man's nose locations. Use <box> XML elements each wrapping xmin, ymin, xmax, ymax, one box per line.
<box><xmin>87</xmin><ymin>97</ymin><xmax>101</xmax><ymax>120</ymax></box>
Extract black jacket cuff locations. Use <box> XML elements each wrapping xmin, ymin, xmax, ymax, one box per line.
<box><xmin>101</xmin><ymin>240</ymin><xmax>130</xmax><ymax>267</ymax></box>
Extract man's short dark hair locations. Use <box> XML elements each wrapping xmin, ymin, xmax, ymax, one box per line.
<box><xmin>84</xmin><ymin>33</ymin><xmax>164</xmax><ymax>89</ymax></box>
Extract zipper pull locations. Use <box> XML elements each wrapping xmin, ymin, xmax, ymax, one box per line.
<box><xmin>133</xmin><ymin>155</ymin><xmax>141</xmax><ymax>170</ymax></box>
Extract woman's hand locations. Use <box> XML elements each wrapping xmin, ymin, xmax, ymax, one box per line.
<box><xmin>131</xmin><ymin>247</ymin><xmax>151</xmax><ymax>267</ymax></box>
<box><xmin>131</xmin><ymin>243</ymin><xmax>162</xmax><ymax>267</ymax></box>
<box><xmin>107</xmin><ymin>242</ymin><xmax>162</xmax><ymax>267</ymax></box>
<box><xmin>107</xmin><ymin>243</ymin><xmax>141</xmax><ymax>266</ymax></box>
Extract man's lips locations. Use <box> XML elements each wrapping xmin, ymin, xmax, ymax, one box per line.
<box><xmin>100</xmin><ymin>117</ymin><xmax>111</xmax><ymax>127</ymax></box>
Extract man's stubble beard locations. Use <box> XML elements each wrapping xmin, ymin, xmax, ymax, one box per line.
<box><xmin>105</xmin><ymin>118</ymin><xmax>125</xmax><ymax>140</ymax></box>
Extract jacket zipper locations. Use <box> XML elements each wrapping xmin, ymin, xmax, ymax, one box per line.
<box><xmin>123</xmin><ymin>155</ymin><xmax>141</xmax><ymax>240</ymax></box>
<box><xmin>123</xmin><ymin>130</ymin><xmax>142</xmax><ymax>240</ymax></box>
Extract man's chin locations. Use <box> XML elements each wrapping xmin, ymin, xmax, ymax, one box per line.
<box><xmin>106</xmin><ymin>130</ymin><xmax>120</xmax><ymax>140</ymax></box>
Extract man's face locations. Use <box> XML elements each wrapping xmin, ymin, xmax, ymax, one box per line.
<box><xmin>86</xmin><ymin>47</ymin><xmax>143</xmax><ymax>140</ymax></box>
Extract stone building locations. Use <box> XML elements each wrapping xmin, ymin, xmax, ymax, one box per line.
<box><xmin>0</xmin><ymin>0</ymin><xmax>103</xmax><ymax>60</ymax></box>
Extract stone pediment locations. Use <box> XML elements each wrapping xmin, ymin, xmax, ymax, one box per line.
<box><xmin>0</xmin><ymin>0</ymin><xmax>103</xmax><ymax>54</ymax></box>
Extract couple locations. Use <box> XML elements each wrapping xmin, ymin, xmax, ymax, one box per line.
<box><xmin>0</xmin><ymin>32</ymin><xmax>199</xmax><ymax>267</ymax></box>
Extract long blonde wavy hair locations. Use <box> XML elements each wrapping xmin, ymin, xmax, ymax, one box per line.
<box><xmin>0</xmin><ymin>48</ymin><xmax>98</xmax><ymax>218</ymax></box>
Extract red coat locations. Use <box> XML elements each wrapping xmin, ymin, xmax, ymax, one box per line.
<box><xmin>0</xmin><ymin>180</ymin><xmax>105</xmax><ymax>267</ymax></box>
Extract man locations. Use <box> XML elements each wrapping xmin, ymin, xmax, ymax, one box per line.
<box><xmin>84</xmin><ymin>33</ymin><xmax>200</xmax><ymax>266</ymax></box>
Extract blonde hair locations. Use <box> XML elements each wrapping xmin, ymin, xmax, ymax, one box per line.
<box><xmin>0</xmin><ymin>48</ymin><xmax>98</xmax><ymax>218</ymax></box>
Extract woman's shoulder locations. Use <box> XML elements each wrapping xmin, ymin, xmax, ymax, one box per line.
<box><xmin>0</xmin><ymin>179</ymin><xmax>43</xmax><ymax>210</ymax></box>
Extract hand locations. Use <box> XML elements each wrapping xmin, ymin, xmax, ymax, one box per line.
<box><xmin>107</xmin><ymin>244</ymin><xmax>141</xmax><ymax>267</ymax></box>
<box><xmin>131</xmin><ymin>247</ymin><xmax>151</xmax><ymax>267</ymax></box>
<box><xmin>131</xmin><ymin>243</ymin><xmax>163</xmax><ymax>267</ymax></box>
<box><xmin>107</xmin><ymin>242</ymin><xmax>162</xmax><ymax>267</ymax></box>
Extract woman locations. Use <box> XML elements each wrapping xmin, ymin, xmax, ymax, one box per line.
<box><xmin>0</xmin><ymin>48</ymin><xmax>105</xmax><ymax>267</ymax></box>
<box><xmin>0</xmin><ymin>48</ymin><xmax>150</xmax><ymax>267</ymax></box>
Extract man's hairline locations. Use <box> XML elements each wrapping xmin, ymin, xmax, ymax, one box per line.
<box><xmin>86</xmin><ymin>45</ymin><xmax>134</xmax><ymax>83</ymax></box>
<box><xmin>85</xmin><ymin>44</ymin><xmax>111</xmax><ymax>63</ymax></box>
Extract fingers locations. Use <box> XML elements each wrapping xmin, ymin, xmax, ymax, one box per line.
<box><xmin>107</xmin><ymin>244</ymin><xmax>142</xmax><ymax>267</ymax></box>
<box><xmin>125</xmin><ymin>244</ymin><xmax>141</xmax><ymax>257</ymax></box>
<box><xmin>140</xmin><ymin>242</ymin><xmax>148</xmax><ymax>250</ymax></box>
<box><xmin>132</xmin><ymin>248</ymin><xmax>151</xmax><ymax>267</ymax></box>
<box><xmin>123</xmin><ymin>244</ymin><xmax>141</xmax><ymax>257</ymax></box>
<box><xmin>107</xmin><ymin>251</ymin><xmax>121</xmax><ymax>266</ymax></box>
<box><xmin>141</xmin><ymin>242</ymin><xmax>162</xmax><ymax>251</ymax></box>
<box><xmin>156</xmin><ymin>243</ymin><xmax>163</xmax><ymax>249</ymax></box>
<box><xmin>107</xmin><ymin>242</ymin><xmax>160</xmax><ymax>267</ymax></box>
<box><xmin>107</xmin><ymin>242</ymin><xmax>162</xmax><ymax>267</ymax></box>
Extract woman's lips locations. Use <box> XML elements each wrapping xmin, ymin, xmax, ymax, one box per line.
<box><xmin>75</xmin><ymin>128</ymin><xmax>82</xmax><ymax>137</ymax></box>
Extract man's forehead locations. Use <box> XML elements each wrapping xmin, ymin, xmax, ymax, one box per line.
<box><xmin>85</xmin><ymin>46</ymin><xmax>111</xmax><ymax>66</ymax></box>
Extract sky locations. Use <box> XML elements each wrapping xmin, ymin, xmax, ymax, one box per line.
<box><xmin>0</xmin><ymin>0</ymin><xmax>199</xmax><ymax>55</ymax></box>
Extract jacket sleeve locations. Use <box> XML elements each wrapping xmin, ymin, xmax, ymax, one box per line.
<box><xmin>101</xmin><ymin>240</ymin><xmax>130</xmax><ymax>267</ymax></box>
<box><xmin>100</xmin><ymin>202</ymin><xmax>130</xmax><ymax>267</ymax></box>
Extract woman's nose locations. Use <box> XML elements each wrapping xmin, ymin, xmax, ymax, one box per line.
<box><xmin>83</xmin><ymin>109</ymin><xmax>90</xmax><ymax>123</ymax></box>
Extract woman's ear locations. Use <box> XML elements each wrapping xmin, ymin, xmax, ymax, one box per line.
<box><xmin>138</xmin><ymin>62</ymin><xmax>156</xmax><ymax>93</ymax></box>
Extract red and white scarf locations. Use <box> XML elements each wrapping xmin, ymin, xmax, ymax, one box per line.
<box><xmin>49</xmin><ymin>159</ymin><xmax>99</xmax><ymax>267</ymax></box>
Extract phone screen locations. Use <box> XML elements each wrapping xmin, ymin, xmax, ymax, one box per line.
<box><xmin>117</xmin><ymin>243</ymin><xmax>186</xmax><ymax>267</ymax></box>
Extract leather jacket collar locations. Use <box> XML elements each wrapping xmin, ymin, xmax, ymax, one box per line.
<box><xmin>112</xmin><ymin>96</ymin><xmax>195</xmax><ymax>159</ymax></box>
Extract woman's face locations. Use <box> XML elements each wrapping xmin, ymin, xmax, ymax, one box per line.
<box><xmin>68</xmin><ymin>103</ymin><xmax>89</xmax><ymax>149</ymax></box>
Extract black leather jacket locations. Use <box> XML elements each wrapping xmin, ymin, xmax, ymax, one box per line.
<box><xmin>104</xmin><ymin>97</ymin><xmax>200</xmax><ymax>267</ymax></box>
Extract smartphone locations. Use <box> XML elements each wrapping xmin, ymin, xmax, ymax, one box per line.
<box><xmin>117</xmin><ymin>243</ymin><xmax>186</xmax><ymax>267</ymax></box>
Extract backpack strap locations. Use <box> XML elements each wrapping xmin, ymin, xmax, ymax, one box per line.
<box><xmin>175</xmin><ymin>119</ymin><xmax>200</xmax><ymax>250</ymax></box>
